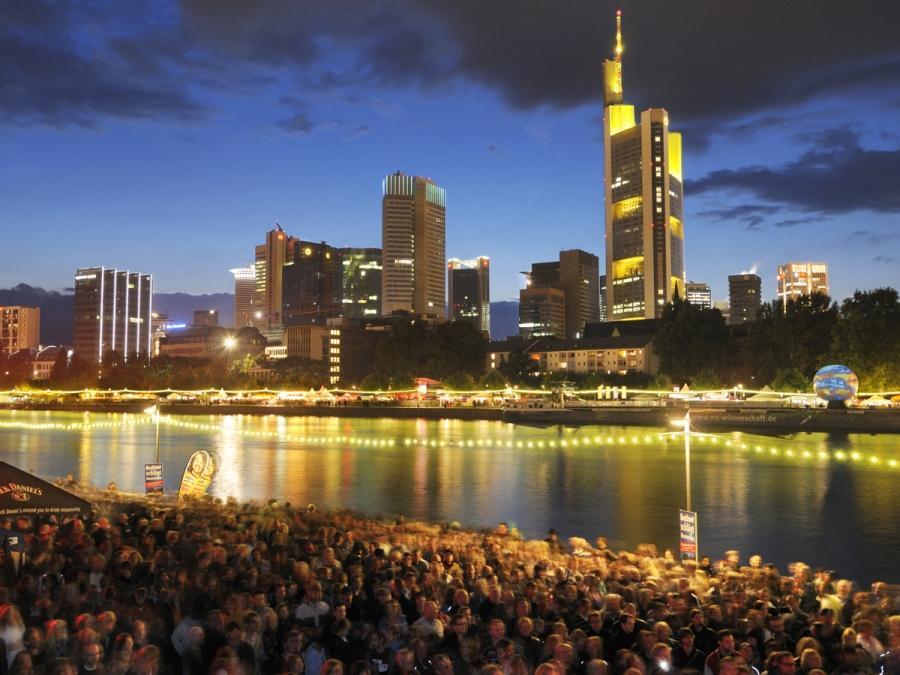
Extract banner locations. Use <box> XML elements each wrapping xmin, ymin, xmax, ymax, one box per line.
<box><xmin>679</xmin><ymin>509</ymin><xmax>698</xmax><ymax>561</ymax></box>
<box><xmin>177</xmin><ymin>450</ymin><xmax>219</xmax><ymax>499</ymax></box>
<box><xmin>144</xmin><ymin>463</ymin><xmax>164</xmax><ymax>495</ymax></box>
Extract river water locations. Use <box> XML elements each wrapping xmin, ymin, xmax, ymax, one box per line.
<box><xmin>1</xmin><ymin>410</ymin><xmax>898</xmax><ymax>583</ymax></box>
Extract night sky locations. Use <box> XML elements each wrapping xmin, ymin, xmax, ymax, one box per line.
<box><xmin>2</xmin><ymin>0</ymin><xmax>899</xmax><ymax>304</ymax></box>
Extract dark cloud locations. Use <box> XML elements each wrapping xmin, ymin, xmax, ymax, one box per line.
<box><xmin>873</xmin><ymin>255</ymin><xmax>898</xmax><ymax>264</ymax></box>
<box><xmin>278</xmin><ymin>112</ymin><xmax>317</xmax><ymax>134</ymax></box>
<box><xmin>773</xmin><ymin>217</ymin><xmax>817</xmax><ymax>228</ymax></box>
<box><xmin>687</xmin><ymin>127</ymin><xmax>900</xmax><ymax>214</ymax></box>
<box><xmin>7</xmin><ymin>0</ymin><xmax>900</xmax><ymax>135</ymax></box>
<box><xmin>696</xmin><ymin>204</ymin><xmax>780</xmax><ymax>230</ymax></box>
<box><xmin>487</xmin><ymin>144</ymin><xmax>504</xmax><ymax>157</ymax></box>
<box><xmin>848</xmin><ymin>230</ymin><xmax>900</xmax><ymax>246</ymax></box>
<box><xmin>0</xmin><ymin>0</ymin><xmax>205</xmax><ymax>127</ymax></box>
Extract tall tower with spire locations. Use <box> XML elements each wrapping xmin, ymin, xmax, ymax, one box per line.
<box><xmin>602</xmin><ymin>10</ymin><xmax>685</xmax><ymax>321</ymax></box>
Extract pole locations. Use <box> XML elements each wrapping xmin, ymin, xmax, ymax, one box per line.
<box><xmin>154</xmin><ymin>409</ymin><xmax>161</xmax><ymax>464</ymax></box>
<box><xmin>683</xmin><ymin>411</ymin><xmax>691</xmax><ymax>513</ymax></box>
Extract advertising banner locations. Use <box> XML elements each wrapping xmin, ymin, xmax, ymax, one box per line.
<box><xmin>679</xmin><ymin>509</ymin><xmax>698</xmax><ymax>561</ymax></box>
<box><xmin>177</xmin><ymin>450</ymin><xmax>219</xmax><ymax>499</ymax></box>
<box><xmin>144</xmin><ymin>463</ymin><xmax>164</xmax><ymax>495</ymax></box>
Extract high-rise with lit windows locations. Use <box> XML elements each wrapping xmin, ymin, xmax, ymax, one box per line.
<box><xmin>448</xmin><ymin>257</ymin><xmax>490</xmax><ymax>335</ymax></box>
<box><xmin>73</xmin><ymin>267</ymin><xmax>152</xmax><ymax>363</ymax></box>
<box><xmin>603</xmin><ymin>11</ymin><xmax>685</xmax><ymax>320</ymax></box>
<box><xmin>777</xmin><ymin>262</ymin><xmax>829</xmax><ymax>309</ymax></box>
<box><xmin>230</xmin><ymin>265</ymin><xmax>256</xmax><ymax>328</ymax></box>
<box><xmin>381</xmin><ymin>172</ymin><xmax>446</xmax><ymax>316</ymax></box>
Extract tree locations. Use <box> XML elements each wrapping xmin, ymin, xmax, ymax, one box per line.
<box><xmin>497</xmin><ymin>349</ymin><xmax>538</xmax><ymax>384</ymax></box>
<box><xmin>749</xmin><ymin>293</ymin><xmax>838</xmax><ymax>384</ymax></box>
<box><xmin>829</xmin><ymin>287</ymin><xmax>900</xmax><ymax>390</ymax></box>
<box><xmin>374</xmin><ymin>320</ymin><xmax>487</xmax><ymax>381</ymax></box>
<box><xmin>770</xmin><ymin>367</ymin><xmax>809</xmax><ymax>393</ymax></box>
<box><xmin>480</xmin><ymin>368</ymin><xmax>507</xmax><ymax>389</ymax></box>
<box><xmin>443</xmin><ymin>372</ymin><xmax>476</xmax><ymax>391</ymax></box>
<box><xmin>691</xmin><ymin>368</ymin><xmax>723</xmax><ymax>390</ymax></box>
<box><xmin>654</xmin><ymin>299</ymin><xmax>728</xmax><ymax>385</ymax></box>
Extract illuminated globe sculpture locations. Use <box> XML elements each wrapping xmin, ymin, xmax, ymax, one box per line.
<box><xmin>813</xmin><ymin>365</ymin><xmax>859</xmax><ymax>406</ymax></box>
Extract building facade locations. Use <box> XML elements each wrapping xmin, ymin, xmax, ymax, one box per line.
<box><xmin>0</xmin><ymin>306</ymin><xmax>40</xmax><ymax>352</ymax></box>
<box><xmin>381</xmin><ymin>173</ymin><xmax>446</xmax><ymax>316</ymax></box>
<box><xmin>598</xmin><ymin>275</ymin><xmax>608</xmax><ymax>322</ymax></box>
<box><xmin>728</xmin><ymin>273</ymin><xmax>762</xmax><ymax>325</ymax></box>
<box><xmin>73</xmin><ymin>267</ymin><xmax>152</xmax><ymax>363</ymax></box>
<box><xmin>603</xmin><ymin>11</ymin><xmax>685</xmax><ymax>321</ymax></box>
<box><xmin>777</xmin><ymin>262</ymin><xmax>829</xmax><ymax>309</ymax></box>
<box><xmin>254</xmin><ymin>225</ymin><xmax>296</xmax><ymax>337</ymax></box>
<box><xmin>519</xmin><ymin>287</ymin><xmax>566</xmax><ymax>339</ymax></box>
<box><xmin>282</xmin><ymin>240</ymin><xmax>342</xmax><ymax>327</ymax></box>
<box><xmin>284</xmin><ymin>324</ymin><xmax>329</xmax><ymax>360</ymax></box>
<box><xmin>448</xmin><ymin>257</ymin><xmax>491</xmax><ymax>335</ymax></box>
<box><xmin>158</xmin><ymin>325</ymin><xmax>265</xmax><ymax>360</ymax></box>
<box><xmin>685</xmin><ymin>281</ymin><xmax>712</xmax><ymax>309</ymax></box>
<box><xmin>339</xmin><ymin>247</ymin><xmax>382</xmax><ymax>318</ymax></box>
<box><xmin>193</xmin><ymin>309</ymin><xmax>219</xmax><ymax>327</ymax></box>
<box><xmin>559</xmin><ymin>249</ymin><xmax>600</xmax><ymax>338</ymax></box>
<box><xmin>230</xmin><ymin>265</ymin><xmax>256</xmax><ymax>328</ymax></box>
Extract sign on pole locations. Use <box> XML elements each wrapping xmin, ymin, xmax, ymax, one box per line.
<box><xmin>144</xmin><ymin>463</ymin><xmax>164</xmax><ymax>495</ymax></box>
<box><xmin>679</xmin><ymin>509</ymin><xmax>698</xmax><ymax>561</ymax></box>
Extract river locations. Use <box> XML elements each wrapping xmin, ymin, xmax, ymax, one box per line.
<box><xmin>1</xmin><ymin>410</ymin><xmax>898</xmax><ymax>583</ymax></box>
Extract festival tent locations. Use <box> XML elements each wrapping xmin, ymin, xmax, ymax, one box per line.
<box><xmin>861</xmin><ymin>394</ymin><xmax>891</xmax><ymax>408</ymax></box>
<box><xmin>0</xmin><ymin>462</ymin><xmax>92</xmax><ymax>518</ymax></box>
<box><xmin>747</xmin><ymin>385</ymin><xmax>782</xmax><ymax>401</ymax></box>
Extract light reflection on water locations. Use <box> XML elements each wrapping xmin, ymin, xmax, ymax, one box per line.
<box><xmin>1</xmin><ymin>410</ymin><xmax>898</xmax><ymax>583</ymax></box>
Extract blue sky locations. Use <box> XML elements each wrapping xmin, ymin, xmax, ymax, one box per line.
<box><xmin>1</xmin><ymin>1</ymin><xmax>898</xmax><ymax>303</ymax></box>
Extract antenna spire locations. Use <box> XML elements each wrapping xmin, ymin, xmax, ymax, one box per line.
<box><xmin>614</xmin><ymin>9</ymin><xmax>623</xmax><ymax>62</ymax></box>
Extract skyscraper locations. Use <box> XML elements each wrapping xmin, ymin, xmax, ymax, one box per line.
<box><xmin>282</xmin><ymin>240</ymin><xmax>342</xmax><ymax>326</ymax></box>
<box><xmin>685</xmin><ymin>281</ymin><xmax>712</xmax><ymax>309</ymax></box>
<box><xmin>522</xmin><ymin>251</ymin><xmax>599</xmax><ymax>339</ymax></box>
<box><xmin>73</xmin><ymin>267</ymin><xmax>152</xmax><ymax>363</ymax></box>
<box><xmin>598</xmin><ymin>275</ymin><xmax>608</xmax><ymax>322</ymax></box>
<box><xmin>728</xmin><ymin>273</ymin><xmax>762</xmax><ymax>325</ymax></box>
<box><xmin>254</xmin><ymin>225</ymin><xmax>296</xmax><ymax>337</ymax></box>
<box><xmin>0</xmin><ymin>306</ymin><xmax>40</xmax><ymax>352</ymax></box>
<box><xmin>448</xmin><ymin>257</ymin><xmax>490</xmax><ymax>335</ymax></box>
<box><xmin>230</xmin><ymin>265</ymin><xmax>256</xmax><ymax>328</ymax></box>
<box><xmin>193</xmin><ymin>310</ymin><xmax>219</xmax><ymax>327</ymax></box>
<box><xmin>777</xmin><ymin>262</ymin><xmax>829</xmax><ymax>309</ymax></box>
<box><xmin>381</xmin><ymin>172</ymin><xmax>446</xmax><ymax>316</ymax></box>
<box><xmin>339</xmin><ymin>247</ymin><xmax>382</xmax><ymax>318</ymax></box>
<box><xmin>559</xmin><ymin>249</ymin><xmax>600</xmax><ymax>338</ymax></box>
<box><xmin>519</xmin><ymin>287</ymin><xmax>566</xmax><ymax>339</ymax></box>
<box><xmin>603</xmin><ymin>11</ymin><xmax>685</xmax><ymax>320</ymax></box>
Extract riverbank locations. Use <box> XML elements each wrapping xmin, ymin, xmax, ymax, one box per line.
<box><xmin>4</xmin><ymin>400</ymin><xmax>899</xmax><ymax>432</ymax></box>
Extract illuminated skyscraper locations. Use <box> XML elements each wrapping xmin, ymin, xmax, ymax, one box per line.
<box><xmin>448</xmin><ymin>257</ymin><xmax>490</xmax><ymax>335</ymax></box>
<box><xmin>777</xmin><ymin>262</ymin><xmax>829</xmax><ymax>309</ymax></box>
<box><xmin>381</xmin><ymin>172</ymin><xmax>446</xmax><ymax>316</ymax></box>
<box><xmin>73</xmin><ymin>267</ymin><xmax>152</xmax><ymax>363</ymax></box>
<box><xmin>603</xmin><ymin>11</ymin><xmax>685</xmax><ymax>320</ymax></box>
<box><xmin>282</xmin><ymin>240</ymin><xmax>342</xmax><ymax>327</ymax></box>
<box><xmin>340</xmin><ymin>247</ymin><xmax>382</xmax><ymax>318</ymax></box>
<box><xmin>0</xmin><ymin>306</ymin><xmax>40</xmax><ymax>351</ymax></box>
<box><xmin>254</xmin><ymin>225</ymin><xmax>296</xmax><ymax>337</ymax></box>
<box><xmin>230</xmin><ymin>265</ymin><xmax>256</xmax><ymax>328</ymax></box>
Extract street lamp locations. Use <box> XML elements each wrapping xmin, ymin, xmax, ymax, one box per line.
<box><xmin>224</xmin><ymin>336</ymin><xmax>237</xmax><ymax>350</ymax></box>
<box><xmin>671</xmin><ymin>411</ymin><xmax>698</xmax><ymax>560</ymax></box>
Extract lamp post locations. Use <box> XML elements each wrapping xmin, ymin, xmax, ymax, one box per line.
<box><xmin>672</xmin><ymin>410</ymin><xmax>698</xmax><ymax>561</ymax></box>
<box><xmin>682</xmin><ymin>410</ymin><xmax>691</xmax><ymax>512</ymax></box>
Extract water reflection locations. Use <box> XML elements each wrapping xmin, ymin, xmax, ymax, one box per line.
<box><xmin>0</xmin><ymin>410</ymin><xmax>898</xmax><ymax>582</ymax></box>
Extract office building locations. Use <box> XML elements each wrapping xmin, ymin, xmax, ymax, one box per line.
<box><xmin>519</xmin><ymin>287</ymin><xmax>566</xmax><ymax>339</ymax></box>
<box><xmin>523</xmin><ymin>250</ymin><xmax>599</xmax><ymax>339</ymax></box>
<box><xmin>0</xmin><ymin>306</ymin><xmax>40</xmax><ymax>352</ymax></box>
<box><xmin>254</xmin><ymin>225</ymin><xmax>297</xmax><ymax>337</ymax></box>
<box><xmin>73</xmin><ymin>267</ymin><xmax>152</xmax><ymax>363</ymax></box>
<box><xmin>559</xmin><ymin>249</ymin><xmax>600</xmax><ymax>338</ymax></box>
<box><xmin>340</xmin><ymin>247</ymin><xmax>382</xmax><ymax>318</ymax></box>
<box><xmin>230</xmin><ymin>265</ymin><xmax>256</xmax><ymax>328</ymax></box>
<box><xmin>381</xmin><ymin>172</ymin><xmax>446</xmax><ymax>316</ymax></box>
<box><xmin>599</xmin><ymin>275</ymin><xmax>608</xmax><ymax>322</ymax></box>
<box><xmin>603</xmin><ymin>11</ymin><xmax>686</xmax><ymax>320</ymax></box>
<box><xmin>728</xmin><ymin>274</ymin><xmax>762</xmax><ymax>325</ymax></box>
<box><xmin>284</xmin><ymin>325</ymin><xmax>329</xmax><ymax>360</ymax></box>
<box><xmin>282</xmin><ymin>240</ymin><xmax>342</xmax><ymax>327</ymax></box>
<box><xmin>158</xmin><ymin>325</ymin><xmax>266</xmax><ymax>360</ymax></box>
<box><xmin>448</xmin><ymin>257</ymin><xmax>491</xmax><ymax>335</ymax></box>
<box><xmin>193</xmin><ymin>309</ymin><xmax>219</xmax><ymax>327</ymax></box>
<box><xmin>777</xmin><ymin>261</ymin><xmax>829</xmax><ymax>309</ymax></box>
<box><xmin>686</xmin><ymin>281</ymin><xmax>712</xmax><ymax>309</ymax></box>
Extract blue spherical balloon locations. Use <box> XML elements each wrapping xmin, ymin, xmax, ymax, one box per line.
<box><xmin>813</xmin><ymin>365</ymin><xmax>859</xmax><ymax>402</ymax></box>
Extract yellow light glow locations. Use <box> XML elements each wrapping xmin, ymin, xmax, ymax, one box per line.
<box><xmin>613</xmin><ymin>196</ymin><xmax>642</xmax><ymax>221</ymax></box>
<box><xmin>668</xmin><ymin>132</ymin><xmax>682</xmax><ymax>181</ymax></box>
<box><xmin>612</xmin><ymin>255</ymin><xmax>644</xmax><ymax>280</ymax></box>
<box><xmin>606</xmin><ymin>104</ymin><xmax>635</xmax><ymax>135</ymax></box>
<box><xmin>669</xmin><ymin>216</ymin><xmax>684</xmax><ymax>239</ymax></box>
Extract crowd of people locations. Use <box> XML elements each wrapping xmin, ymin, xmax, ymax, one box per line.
<box><xmin>0</xmin><ymin>488</ymin><xmax>897</xmax><ymax>675</ymax></box>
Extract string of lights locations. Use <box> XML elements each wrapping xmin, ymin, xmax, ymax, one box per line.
<box><xmin>0</xmin><ymin>412</ymin><xmax>895</xmax><ymax>469</ymax></box>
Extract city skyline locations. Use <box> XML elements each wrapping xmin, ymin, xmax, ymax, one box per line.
<box><xmin>2</xmin><ymin>2</ymin><xmax>899</xmax><ymax>304</ymax></box>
